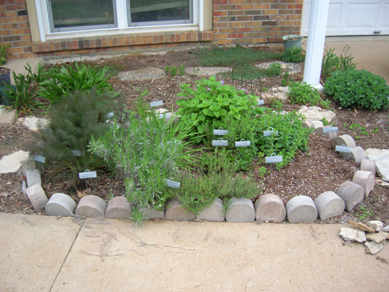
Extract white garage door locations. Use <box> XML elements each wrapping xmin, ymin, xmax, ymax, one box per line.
<box><xmin>301</xmin><ymin>0</ymin><xmax>389</xmax><ymax>36</ymax></box>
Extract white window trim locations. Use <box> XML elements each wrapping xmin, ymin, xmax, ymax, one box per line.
<box><xmin>34</xmin><ymin>0</ymin><xmax>203</xmax><ymax>42</ymax></box>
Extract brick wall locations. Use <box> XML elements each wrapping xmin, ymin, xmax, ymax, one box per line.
<box><xmin>213</xmin><ymin>0</ymin><xmax>303</xmax><ymax>45</ymax></box>
<box><xmin>0</xmin><ymin>0</ymin><xmax>34</xmax><ymax>59</ymax></box>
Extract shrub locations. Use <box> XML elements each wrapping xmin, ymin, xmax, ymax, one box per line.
<box><xmin>266</xmin><ymin>62</ymin><xmax>282</xmax><ymax>77</ymax></box>
<box><xmin>288</xmin><ymin>81</ymin><xmax>322</xmax><ymax>106</ymax></box>
<box><xmin>38</xmin><ymin>62</ymin><xmax>115</xmax><ymax>104</ymax></box>
<box><xmin>321</xmin><ymin>46</ymin><xmax>357</xmax><ymax>81</ymax></box>
<box><xmin>324</xmin><ymin>69</ymin><xmax>389</xmax><ymax>110</ymax></box>
<box><xmin>89</xmin><ymin>106</ymin><xmax>198</xmax><ymax>209</ymax></box>
<box><xmin>282</xmin><ymin>47</ymin><xmax>305</xmax><ymax>63</ymax></box>
<box><xmin>176</xmin><ymin>75</ymin><xmax>264</xmax><ymax>143</ymax></box>
<box><xmin>32</xmin><ymin>89</ymin><xmax>123</xmax><ymax>176</ymax></box>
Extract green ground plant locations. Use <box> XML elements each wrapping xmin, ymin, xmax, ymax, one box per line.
<box><xmin>38</xmin><ymin>62</ymin><xmax>116</xmax><ymax>104</ymax></box>
<box><xmin>24</xmin><ymin>63</ymin><xmax>47</xmax><ymax>84</ymax></box>
<box><xmin>170</xmin><ymin>65</ymin><xmax>177</xmax><ymax>77</ymax></box>
<box><xmin>178</xmin><ymin>65</ymin><xmax>185</xmax><ymax>76</ymax></box>
<box><xmin>324</xmin><ymin>69</ymin><xmax>389</xmax><ymax>110</ymax></box>
<box><xmin>0</xmin><ymin>44</ymin><xmax>11</xmax><ymax>64</ymax></box>
<box><xmin>282</xmin><ymin>47</ymin><xmax>305</xmax><ymax>63</ymax></box>
<box><xmin>288</xmin><ymin>81</ymin><xmax>322</xmax><ymax>106</ymax></box>
<box><xmin>321</xmin><ymin>46</ymin><xmax>357</xmax><ymax>81</ymax></box>
<box><xmin>266</xmin><ymin>62</ymin><xmax>282</xmax><ymax>77</ymax></box>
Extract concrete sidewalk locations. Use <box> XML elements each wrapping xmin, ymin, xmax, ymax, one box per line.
<box><xmin>1</xmin><ymin>213</ymin><xmax>388</xmax><ymax>292</ymax></box>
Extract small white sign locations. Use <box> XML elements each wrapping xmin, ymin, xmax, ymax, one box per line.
<box><xmin>164</xmin><ymin>179</ymin><xmax>180</xmax><ymax>189</ymax></box>
<box><xmin>213</xmin><ymin>129</ymin><xmax>229</xmax><ymax>136</ymax></box>
<box><xmin>158</xmin><ymin>113</ymin><xmax>171</xmax><ymax>119</ymax></box>
<box><xmin>212</xmin><ymin>140</ymin><xmax>228</xmax><ymax>146</ymax></box>
<box><xmin>235</xmin><ymin>141</ymin><xmax>251</xmax><ymax>147</ymax></box>
<box><xmin>257</xmin><ymin>100</ymin><xmax>265</xmax><ymax>105</ymax></box>
<box><xmin>106</xmin><ymin>112</ymin><xmax>114</xmax><ymax>118</ymax></box>
<box><xmin>70</xmin><ymin>150</ymin><xmax>85</xmax><ymax>157</ymax></box>
<box><xmin>79</xmin><ymin>170</ymin><xmax>97</xmax><ymax>179</ymax></box>
<box><xmin>335</xmin><ymin>145</ymin><xmax>352</xmax><ymax>153</ymax></box>
<box><xmin>263</xmin><ymin>130</ymin><xmax>279</xmax><ymax>137</ymax></box>
<box><xmin>150</xmin><ymin>100</ymin><xmax>163</xmax><ymax>107</ymax></box>
<box><xmin>323</xmin><ymin>127</ymin><xmax>338</xmax><ymax>133</ymax></box>
<box><xmin>33</xmin><ymin>155</ymin><xmax>45</xmax><ymax>163</ymax></box>
<box><xmin>265</xmin><ymin>155</ymin><xmax>283</xmax><ymax>163</ymax></box>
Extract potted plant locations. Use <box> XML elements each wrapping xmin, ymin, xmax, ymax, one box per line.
<box><xmin>282</xmin><ymin>35</ymin><xmax>303</xmax><ymax>51</ymax></box>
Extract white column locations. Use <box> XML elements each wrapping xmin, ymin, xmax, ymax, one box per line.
<box><xmin>303</xmin><ymin>0</ymin><xmax>330</xmax><ymax>92</ymax></box>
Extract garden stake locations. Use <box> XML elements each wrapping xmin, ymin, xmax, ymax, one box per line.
<box><xmin>79</xmin><ymin>169</ymin><xmax>97</xmax><ymax>190</ymax></box>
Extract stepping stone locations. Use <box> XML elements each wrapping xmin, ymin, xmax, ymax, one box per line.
<box><xmin>26</xmin><ymin>169</ymin><xmax>41</xmax><ymax>188</ymax></box>
<box><xmin>0</xmin><ymin>150</ymin><xmax>30</xmax><ymax>173</ymax></box>
<box><xmin>366</xmin><ymin>221</ymin><xmax>384</xmax><ymax>232</ymax></box>
<box><xmin>45</xmin><ymin>193</ymin><xmax>77</xmax><ymax>216</ymax></box>
<box><xmin>334</xmin><ymin>134</ymin><xmax>356</xmax><ymax>148</ymax></box>
<box><xmin>105</xmin><ymin>196</ymin><xmax>133</xmax><ymax>219</ymax></box>
<box><xmin>226</xmin><ymin>197</ymin><xmax>255</xmax><ymax>223</ymax></box>
<box><xmin>302</xmin><ymin>118</ymin><xmax>314</xmax><ymax>129</ymax></box>
<box><xmin>196</xmin><ymin>197</ymin><xmax>225</xmax><ymax>222</ymax></box>
<box><xmin>139</xmin><ymin>206</ymin><xmax>165</xmax><ymax>219</ymax></box>
<box><xmin>286</xmin><ymin>195</ymin><xmax>317</xmax><ymax>224</ymax></box>
<box><xmin>339</xmin><ymin>227</ymin><xmax>366</xmax><ymax>242</ymax></box>
<box><xmin>117</xmin><ymin>67</ymin><xmax>165</xmax><ymax>81</ymax></box>
<box><xmin>254</xmin><ymin>194</ymin><xmax>286</xmax><ymax>223</ymax></box>
<box><xmin>0</xmin><ymin>109</ymin><xmax>16</xmax><ymax>127</ymax></box>
<box><xmin>365</xmin><ymin>241</ymin><xmax>383</xmax><ymax>255</ymax></box>
<box><xmin>353</xmin><ymin>170</ymin><xmax>375</xmax><ymax>197</ymax></box>
<box><xmin>360</xmin><ymin>159</ymin><xmax>376</xmax><ymax>176</ymax></box>
<box><xmin>165</xmin><ymin>199</ymin><xmax>195</xmax><ymax>221</ymax></box>
<box><xmin>26</xmin><ymin>184</ymin><xmax>48</xmax><ymax>211</ymax></box>
<box><xmin>314</xmin><ymin>191</ymin><xmax>345</xmax><ymax>220</ymax></box>
<box><xmin>298</xmin><ymin>106</ymin><xmax>336</xmax><ymax>123</ymax></box>
<box><xmin>314</xmin><ymin>126</ymin><xmax>337</xmax><ymax>139</ymax></box>
<box><xmin>75</xmin><ymin>195</ymin><xmax>107</xmax><ymax>218</ymax></box>
<box><xmin>185</xmin><ymin>67</ymin><xmax>232</xmax><ymax>76</ymax></box>
<box><xmin>365</xmin><ymin>148</ymin><xmax>389</xmax><ymax>182</ymax></box>
<box><xmin>337</xmin><ymin>181</ymin><xmax>364</xmax><ymax>212</ymax></box>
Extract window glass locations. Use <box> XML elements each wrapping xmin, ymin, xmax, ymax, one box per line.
<box><xmin>129</xmin><ymin>0</ymin><xmax>191</xmax><ymax>25</ymax></box>
<box><xmin>48</xmin><ymin>0</ymin><xmax>116</xmax><ymax>32</ymax></box>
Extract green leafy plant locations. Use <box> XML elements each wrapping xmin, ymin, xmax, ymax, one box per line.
<box><xmin>24</xmin><ymin>63</ymin><xmax>47</xmax><ymax>84</ymax></box>
<box><xmin>176</xmin><ymin>76</ymin><xmax>263</xmax><ymax>143</ymax></box>
<box><xmin>38</xmin><ymin>62</ymin><xmax>116</xmax><ymax>104</ymax></box>
<box><xmin>324</xmin><ymin>69</ymin><xmax>389</xmax><ymax>110</ymax></box>
<box><xmin>288</xmin><ymin>81</ymin><xmax>321</xmax><ymax>106</ymax></box>
<box><xmin>164</xmin><ymin>65</ymin><xmax>170</xmax><ymax>74</ymax></box>
<box><xmin>266</xmin><ymin>62</ymin><xmax>282</xmax><ymax>77</ymax></box>
<box><xmin>170</xmin><ymin>65</ymin><xmax>177</xmax><ymax>77</ymax></box>
<box><xmin>320</xmin><ymin>118</ymin><xmax>330</xmax><ymax>126</ymax></box>
<box><xmin>0</xmin><ymin>44</ymin><xmax>11</xmax><ymax>64</ymax></box>
<box><xmin>281</xmin><ymin>71</ymin><xmax>290</xmax><ymax>86</ymax></box>
<box><xmin>282</xmin><ymin>47</ymin><xmax>305</xmax><ymax>63</ymax></box>
<box><xmin>357</xmin><ymin>205</ymin><xmax>373</xmax><ymax>221</ymax></box>
<box><xmin>2</xmin><ymin>71</ymin><xmax>40</xmax><ymax>111</ymax></box>
<box><xmin>321</xmin><ymin>46</ymin><xmax>357</xmax><ymax>81</ymax></box>
<box><xmin>178</xmin><ymin>65</ymin><xmax>185</xmax><ymax>76</ymax></box>
<box><xmin>32</xmin><ymin>89</ymin><xmax>123</xmax><ymax>177</ymax></box>
<box><xmin>89</xmin><ymin>100</ymin><xmax>198</xmax><ymax>209</ymax></box>
<box><xmin>268</xmin><ymin>98</ymin><xmax>283</xmax><ymax>111</ymax></box>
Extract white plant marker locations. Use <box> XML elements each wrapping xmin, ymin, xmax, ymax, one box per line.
<box><xmin>265</xmin><ymin>153</ymin><xmax>283</xmax><ymax>163</ymax></box>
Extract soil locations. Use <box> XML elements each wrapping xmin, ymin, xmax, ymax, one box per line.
<box><xmin>0</xmin><ymin>47</ymin><xmax>388</xmax><ymax>224</ymax></box>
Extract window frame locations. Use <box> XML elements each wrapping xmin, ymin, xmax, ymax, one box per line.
<box><xmin>36</xmin><ymin>0</ymin><xmax>201</xmax><ymax>42</ymax></box>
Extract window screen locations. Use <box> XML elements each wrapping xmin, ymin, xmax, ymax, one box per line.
<box><xmin>48</xmin><ymin>0</ymin><xmax>117</xmax><ymax>32</ymax></box>
<box><xmin>129</xmin><ymin>0</ymin><xmax>191</xmax><ymax>26</ymax></box>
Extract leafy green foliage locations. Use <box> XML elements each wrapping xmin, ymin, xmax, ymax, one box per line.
<box><xmin>324</xmin><ymin>69</ymin><xmax>389</xmax><ymax>110</ymax></box>
<box><xmin>0</xmin><ymin>44</ymin><xmax>10</xmax><ymax>64</ymax></box>
<box><xmin>288</xmin><ymin>82</ymin><xmax>322</xmax><ymax>106</ymax></box>
<box><xmin>38</xmin><ymin>62</ymin><xmax>115</xmax><ymax>104</ymax></box>
<box><xmin>194</xmin><ymin>45</ymin><xmax>282</xmax><ymax>67</ymax></box>
<box><xmin>282</xmin><ymin>47</ymin><xmax>305</xmax><ymax>63</ymax></box>
<box><xmin>266</xmin><ymin>62</ymin><xmax>282</xmax><ymax>77</ymax></box>
<box><xmin>170</xmin><ymin>65</ymin><xmax>177</xmax><ymax>77</ymax></box>
<box><xmin>24</xmin><ymin>63</ymin><xmax>47</xmax><ymax>84</ymax></box>
<box><xmin>32</xmin><ymin>89</ymin><xmax>123</xmax><ymax>176</ymax></box>
<box><xmin>131</xmin><ymin>206</ymin><xmax>147</xmax><ymax>227</ymax></box>
<box><xmin>164</xmin><ymin>65</ymin><xmax>170</xmax><ymax>74</ymax></box>
<box><xmin>321</xmin><ymin>46</ymin><xmax>357</xmax><ymax>81</ymax></box>
<box><xmin>89</xmin><ymin>103</ymin><xmax>198</xmax><ymax>209</ymax></box>
<box><xmin>176</xmin><ymin>76</ymin><xmax>263</xmax><ymax>143</ymax></box>
<box><xmin>178</xmin><ymin>65</ymin><xmax>185</xmax><ymax>76</ymax></box>
<box><xmin>2</xmin><ymin>71</ymin><xmax>40</xmax><ymax>111</ymax></box>
<box><xmin>281</xmin><ymin>71</ymin><xmax>290</xmax><ymax>86</ymax></box>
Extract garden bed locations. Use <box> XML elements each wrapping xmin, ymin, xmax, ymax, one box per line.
<box><xmin>0</xmin><ymin>46</ymin><xmax>388</xmax><ymax>223</ymax></box>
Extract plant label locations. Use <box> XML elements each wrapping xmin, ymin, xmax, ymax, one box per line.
<box><xmin>213</xmin><ymin>128</ymin><xmax>229</xmax><ymax>136</ymax></box>
<box><xmin>79</xmin><ymin>170</ymin><xmax>97</xmax><ymax>179</ymax></box>
<box><xmin>263</xmin><ymin>128</ymin><xmax>278</xmax><ymax>137</ymax></box>
<box><xmin>164</xmin><ymin>179</ymin><xmax>180</xmax><ymax>189</ymax></box>
<box><xmin>167</xmin><ymin>140</ymin><xmax>181</xmax><ymax>147</ymax></box>
<box><xmin>212</xmin><ymin>139</ymin><xmax>228</xmax><ymax>146</ymax></box>
<box><xmin>33</xmin><ymin>155</ymin><xmax>45</xmax><ymax>163</ymax></box>
<box><xmin>159</xmin><ymin>113</ymin><xmax>171</xmax><ymax>119</ymax></box>
<box><xmin>257</xmin><ymin>99</ymin><xmax>265</xmax><ymax>105</ymax></box>
<box><xmin>323</xmin><ymin>127</ymin><xmax>338</xmax><ymax>133</ymax></box>
<box><xmin>235</xmin><ymin>140</ymin><xmax>251</xmax><ymax>147</ymax></box>
<box><xmin>265</xmin><ymin>154</ymin><xmax>283</xmax><ymax>163</ymax></box>
<box><xmin>335</xmin><ymin>145</ymin><xmax>352</xmax><ymax>153</ymax></box>
<box><xmin>150</xmin><ymin>100</ymin><xmax>163</xmax><ymax>107</ymax></box>
<box><xmin>106</xmin><ymin>112</ymin><xmax>114</xmax><ymax>118</ymax></box>
<box><xmin>70</xmin><ymin>150</ymin><xmax>85</xmax><ymax>157</ymax></box>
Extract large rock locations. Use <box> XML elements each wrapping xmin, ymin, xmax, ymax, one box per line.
<box><xmin>365</xmin><ymin>148</ymin><xmax>389</xmax><ymax>181</ymax></box>
<box><xmin>314</xmin><ymin>191</ymin><xmax>345</xmax><ymax>220</ymax></box>
<box><xmin>165</xmin><ymin>199</ymin><xmax>195</xmax><ymax>221</ymax></box>
<box><xmin>105</xmin><ymin>196</ymin><xmax>133</xmax><ymax>219</ymax></box>
<box><xmin>348</xmin><ymin>220</ymin><xmax>375</xmax><ymax>233</ymax></box>
<box><xmin>26</xmin><ymin>184</ymin><xmax>48</xmax><ymax>211</ymax></box>
<box><xmin>366</xmin><ymin>221</ymin><xmax>384</xmax><ymax>232</ymax></box>
<box><xmin>226</xmin><ymin>197</ymin><xmax>255</xmax><ymax>223</ymax></box>
<box><xmin>0</xmin><ymin>109</ymin><xmax>16</xmax><ymax>127</ymax></box>
<box><xmin>0</xmin><ymin>150</ymin><xmax>30</xmax><ymax>173</ymax></box>
<box><xmin>45</xmin><ymin>193</ymin><xmax>77</xmax><ymax>216</ymax></box>
<box><xmin>22</xmin><ymin>116</ymin><xmax>49</xmax><ymax>132</ymax></box>
<box><xmin>254</xmin><ymin>194</ymin><xmax>286</xmax><ymax>223</ymax></box>
<box><xmin>75</xmin><ymin>195</ymin><xmax>107</xmax><ymax>218</ymax></box>
<box><xmin>196</xmin><ymin>198</ymin><xmax>225</xmax><ymax>222</ymax></box>
<box><xmin>365</xmin><ymin>241</ymin><xmax>384</xmax><ymax>255</ymax></box>
<box><xmin>365</xmin><ymin>232</ymin><xmax>386</xmax><ymax>244</ymax></box>
<box><xmin>286</xmin><ymin>196</ymin><xmax>318</xmax><ymax>224</ymax></box>
<box><xmin>297</xmin><ymin>106</ymin><xmax>336</xmax><ymax>123</ymax></box>
<box><xmin>336</xmin><ymin>181</ymin><xmax>364</xmax><ymax>212</ymax></box>
<box><xmin>339</xmin><ymin>227</ymin><xmax>366</xmax><ymax>242</ymax></box>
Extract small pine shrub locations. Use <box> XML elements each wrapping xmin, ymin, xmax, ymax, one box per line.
<box><xmin>324</xmin><ymin>69</ymin><xmax>389</xmax><ymax>110</ymax></box>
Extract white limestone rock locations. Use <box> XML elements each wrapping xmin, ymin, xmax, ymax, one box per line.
<box><xmin>0</xmin><ymin>150</ymin><xmax>30</xmax><ymax>173</ymax></box>
<box><xmin>366</xmin><ymin>221</ymin><xmax>384</xmax><ymax>232</ymax></box>
<box><xmin>298</xmin><ymin>106</ymin><xmax>336</xmax><ymax>123</ymax></box>
<box><xmin>22</xmin><ymin>117</ymin><xmax>49</xmax><ymax>132</ymax></box>
<box><xmin>365</xmin><ymin>241</ymin><xmax>384</xmax><ymax>255</ymax></box>
<box><xmin>365</xmin><ymin>148</ymin><xmax>389</xmax><ymax>181</ymax></box>
<box><xmin>339</xmin><ymin>227</ymin><xmax>366</xmax><ymax>242</ymax></box>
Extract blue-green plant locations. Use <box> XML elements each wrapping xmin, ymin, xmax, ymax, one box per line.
<box><xmin>324</xmin><ymin>69</ymin><xmax>389</xmax><ymax>110</ymax></box>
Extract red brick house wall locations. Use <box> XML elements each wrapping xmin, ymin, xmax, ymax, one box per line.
<box><xmin>213</xmin><ymin>0</ymin><xmax>303</xmax><ymax>45</ymax></box>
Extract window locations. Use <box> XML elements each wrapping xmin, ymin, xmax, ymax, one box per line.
<box><xmin>45</xmin><ymin>0</ymin><xmax>195</xmax><ymax>33</ymax></box>
<box><xmin>47</xmin><ymin>0</ymin><xmax>117</xmax><ymax>32</ymax></box>
<box><xmin>128</xmin><ymin>0</ymin><xmax>192</xmax><ymax>26</ymax></box>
